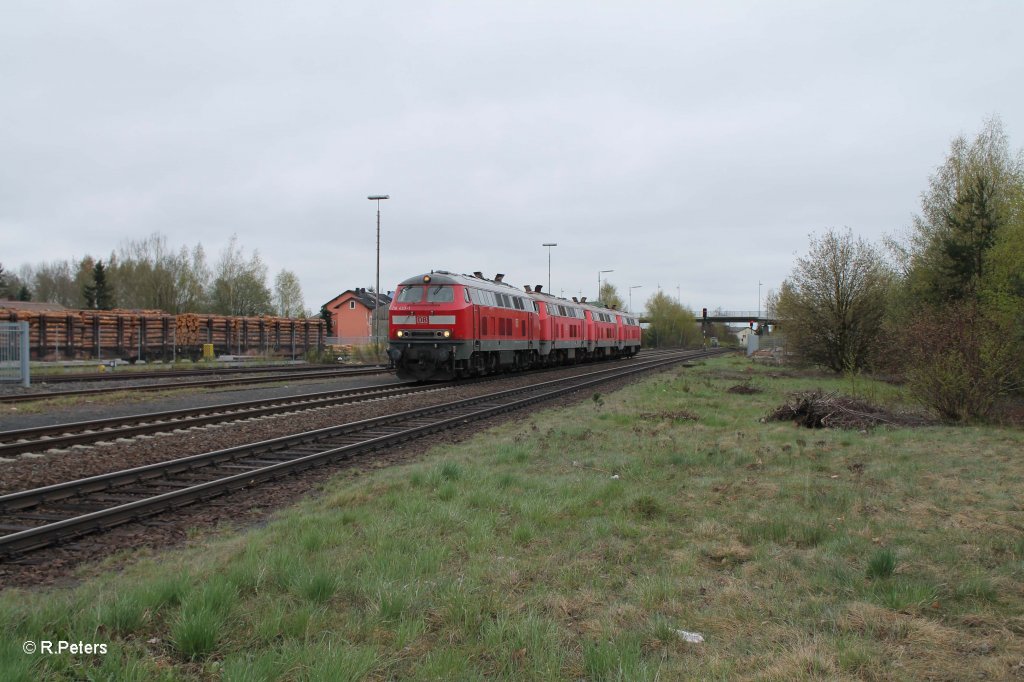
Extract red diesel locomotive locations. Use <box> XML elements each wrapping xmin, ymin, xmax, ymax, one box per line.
<box><xmin>387</xmin><ymin>270</ymin><xmax>642</xmax><ymax>381</ymax></box>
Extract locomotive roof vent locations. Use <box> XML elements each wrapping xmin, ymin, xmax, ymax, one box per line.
<box><xmin>524</xmin><ymin>285</ymin><xmax>533</xmax><ymax>293</ymax></box>
<box><xmin>473</xmin><ymin>271</ymin><xmax>484</xmax><ymax>279</ymax></box>
<box><xmin>572</xmin><ymin>297</ymin><xmax>578</xmax><ymax>303</ymax></box>
<box><xmin>580</xmin><ymin>297</ymin><xmax>587</xmax><ymax>303</ymax></box>
<box><xmin>494</xmin><ymin>273</ymin><xmax>504</xmax><ymax>283</ymax></box>
<box><xmin>534</xmin><ymin>285</ymin><xmax>543</xmax><ymax>293</ymax></box>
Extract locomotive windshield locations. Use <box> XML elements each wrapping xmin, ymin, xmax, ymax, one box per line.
<box><xmin>426</xmin><ymin>285</ymin><xmax>454</xmax><ymax>303</ymax></box>
<box><xmin>396</xmin><ymin>286</ymin><xmax>424</xmax><ymax>303</ymax></box>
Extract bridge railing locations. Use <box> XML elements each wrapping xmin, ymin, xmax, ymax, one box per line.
<box><xmin>705</xmin><ymin>310</ymin><xmax>768</xmax><ymax>319</ymax></box>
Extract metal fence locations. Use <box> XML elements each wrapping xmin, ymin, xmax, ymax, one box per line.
<box><xmin>0</xmin><ymin>322</ymin><xmax>30</xmax><ymax>387</ymax></box>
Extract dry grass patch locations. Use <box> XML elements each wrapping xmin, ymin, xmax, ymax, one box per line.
<box><xmin>700</xmin><ymin>539</ymin><xmax>753</xmax><ymax>566</ymax></box>
<box><xmin>835</xmin><ymin>601</ymin><xmax>1022</xmax><ymax>680</ymax></box>
<box><xmin>753</xmin><ymin>641</ymin><xmax>839</xmax><ymax>681</ymax></box>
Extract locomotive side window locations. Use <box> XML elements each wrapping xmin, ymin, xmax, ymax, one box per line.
<box><xmin>397</xmin><ymin>286</ymin><xmax>424</xmax><ymax>303</ymax></box>
<box><xmin>464</xmin><ymin>288</ymin><xmax>471</xmax><ymax>303</ymax></box>
<box><xmin>513</xmin><ymin>298</ymin><xmax>524</xmax><ymax>310</ymax></box>
<box><xmin>427</xmin><ymin>286</ymin><xmax>454</xmax><ymax>303</ymax></box>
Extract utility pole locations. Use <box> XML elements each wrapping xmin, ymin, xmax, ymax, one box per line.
<box><xmin>368</xmin><ymin>195</ymin><xmax>389</xmax><ymax>356</ymax></box>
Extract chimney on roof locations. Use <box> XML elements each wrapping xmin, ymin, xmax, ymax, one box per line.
<box><xmin>534</xmin><ymin>285</ymin><xmax>543</xmax><ymax>293</ymax></box>
<box><xmin>524</xmin><ymin>285</ymin><xmax>533</xmax><ymax>293</ymax></box>
<box><xmin>473</xmin><ymin>271</ymin><xmax>484</xmax><ymax>279</ymax></box>
<box><xmin>494</xmin><ymin>274</ymin><xmax>504</xmax><ymax>283</ymax></box>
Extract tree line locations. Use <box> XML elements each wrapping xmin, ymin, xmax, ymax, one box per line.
<box><xmin>1</xmin><ymin>233</ymin><xmax>307</xmax><ymax>318</ymax></box>
<box><xmin>597</xmin><ymin>281</ymin><xmax>726</xmax><ymax>349</ymax></box>
<box><xmin>770</xmin><ymin>115</ymin><xmax>1023</xmax><ymax>421</ymax></box>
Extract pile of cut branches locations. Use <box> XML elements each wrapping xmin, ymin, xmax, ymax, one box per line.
<box><xmin>765</xmin><ymin>390</ymin><xmax>930</xmax><ymax>429</ymax></box>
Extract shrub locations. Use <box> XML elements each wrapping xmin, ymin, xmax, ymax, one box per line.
<box><xmin>902</xmin><ymin>302</ymin><xmax>1019</xmax><ymax>421</ymax></box>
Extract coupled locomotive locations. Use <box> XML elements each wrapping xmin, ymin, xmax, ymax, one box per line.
<box><xmin>387</xmin><ymin>270</ymin><xmax>642</xmax><ymax>381</ymax></box>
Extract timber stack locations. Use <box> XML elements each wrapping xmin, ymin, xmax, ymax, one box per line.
<box><xmin>0</xmin><ymin>302</ymin><xmax>325</xmax><ymax>362</ymax></box>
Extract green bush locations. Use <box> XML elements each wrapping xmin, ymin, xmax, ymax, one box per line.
<box><xmin>903</xmin><ymin>303</ymin><xmax>1019</xmax><ymax>421</ymax></box>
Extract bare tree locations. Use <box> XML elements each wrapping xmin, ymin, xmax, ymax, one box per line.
<box><xmin>273</xmin><ymin>269</ymin><xmax>306</xmax><ymax>318</ymax></box>
<box><xmin>116</xmin><ymin>233</ymin><xmax>178</xmax><ymax>311</ymax></box>
<box><xmin>773</xmin><ymin>228</ymin><xmax>890</xmax><ymax>372</ymax></box>
<box><xmin>210</xmin><ymin>234</ymin><xmax>272</xmax><ymax>316</ymax></box>
<box><xmin>172</xmin><ymin>244</ymin><xmax>210</xmax><ymax>312</ymax></box>
<box><xmin>30</xmin><ymin>259</ymin><xmax>78</xmax><ymax>306</ymax></box>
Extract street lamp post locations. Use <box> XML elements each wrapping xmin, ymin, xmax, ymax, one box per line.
<box><xmin>758</xmin><ymin>280</ymin><xmax>763</xmax><ymax>320</ymax></box>
<box><xmin>629</xmin><ymin>285</ymin><xmax>642</xmax><ymax>314</ymax></box>
<box><xmin>542</xmin><ymin>243</ymin><xmax>557</xmax><ymax>293</ymax></box>
<box><xmin>368</xmin><ymin>195</ymin><xmax>389</xmax><ymax>355</ymax></box>
<box><xmin>598</xmin><ymin>269</ymin><xmax>613</xmax><ymax>302</ymax></box>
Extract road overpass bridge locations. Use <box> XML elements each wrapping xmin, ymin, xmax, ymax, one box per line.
<box><xmin>636</xmin><ymin>310</ymin><xmax>779</xmax><ymax>326</ymax></box>
<box><xmin>701</xmin><ymin>310</ymin><xmax>779</xmax><ymax>325</ymax></box>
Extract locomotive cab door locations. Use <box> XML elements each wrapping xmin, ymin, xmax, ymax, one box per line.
<box><xmin>473</xmin><ymin>305</ymin><xmax>481</xmax><ymax>350</ymax></box>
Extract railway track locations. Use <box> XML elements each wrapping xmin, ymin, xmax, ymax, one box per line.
<box><xmin>0</xmin><ymin>365</ymin><xmax>389</xmax><ymax>404</ymax></box>
<box><xmin>0</xmin><ymin>380</ymin><xmax>441</xmax><ymax>457</ymax></box>
<box><xmin>0</xmin><ymin>350</ymin><xmax>689</xmax><ymax>456</ymax></box>
<box><xmin>0</xmin><ymin>348</ymin><xmax>722</xmax><ymax>556</ymax></box>
<box><xmin>31</xmin><ymin>363</ymin><xmax>385</xmax><ymax>384</ymax></box>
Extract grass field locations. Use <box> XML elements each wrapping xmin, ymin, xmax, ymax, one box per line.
<box><xmin>2</xmin><ymin>355</ymin><xmax>1022</xmax><ymax>680</ymax></box>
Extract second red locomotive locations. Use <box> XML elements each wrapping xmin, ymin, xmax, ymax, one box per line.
<box><xmin>387</xmin><ymin>270</ymin><xmax>641</xmax><ymax>381</ymax></box>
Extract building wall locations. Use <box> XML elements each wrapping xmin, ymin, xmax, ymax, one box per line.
<box><xmin>327</xmin><ymin>294</ymin><xmax>372</xmax><ymax>340</ymax></box>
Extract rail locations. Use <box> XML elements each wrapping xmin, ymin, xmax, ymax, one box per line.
<box><xmin>0</xmin><ymin>348</ymin><xmax>725</xmax><ymax>555</ymax></box>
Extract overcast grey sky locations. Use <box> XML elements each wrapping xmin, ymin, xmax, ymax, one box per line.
<box><xmin>2</xmin><ymin>1</ymin><xmax>1021</xmax><ymax>314</ymax></box>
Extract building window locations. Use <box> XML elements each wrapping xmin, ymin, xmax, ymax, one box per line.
<box><xmin>349</xmin><ymin>301</ymin><xmax>356</xmax><ymax>309</ymax></box>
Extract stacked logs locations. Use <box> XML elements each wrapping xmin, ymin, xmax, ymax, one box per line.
<box><xmin>1</xmin><ymin>306</ymin><xmax>324</xmax><ymax>361</ymax></box>
<box><xmin>175</xmin><ymin>314</ymin><xmax>202</xmax><ymax>346</ymax></box>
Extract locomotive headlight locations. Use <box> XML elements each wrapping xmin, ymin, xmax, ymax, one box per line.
<box><xmin>443</xmin><ymin>330</ymin><xmax>451</xmax><ymax>338</ymax></box>
<box><xmin>396</xmin><ymin>330</ymin><xmax>404</xmax><ymax>338</ymax></box>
